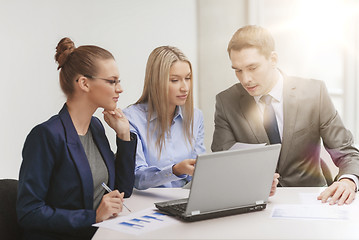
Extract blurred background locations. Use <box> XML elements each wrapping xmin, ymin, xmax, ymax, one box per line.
<box><xmin>1</xmin><ymin>0</ymin><xmax>358</xmax><ymax>179</ymax></box>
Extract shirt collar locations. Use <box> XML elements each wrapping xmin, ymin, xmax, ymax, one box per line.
<box><xmin>174</xmin><ymin>106</ymin><xmax>184</xmax><ymax>120</ymax></box>
<box><xmin>254</xmin><ymin>69</ymin><xmax>283</xmax><ymax>104</ymax></box>
<box><xmin>149</xmin><ymin>105</ymin><xmax>184</xmax><ymax>122</ymax></box>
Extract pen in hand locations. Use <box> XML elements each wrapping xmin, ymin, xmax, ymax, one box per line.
<box><xmin>101</xmin><ymin>182</ymin><xmax>132</xmax><ymax>212</ymax></box>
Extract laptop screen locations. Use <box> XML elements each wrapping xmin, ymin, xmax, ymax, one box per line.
<box><xmin>185</xmin><ymin>144</ymin><xmax>281</xmax><ymax>216</ymax></box>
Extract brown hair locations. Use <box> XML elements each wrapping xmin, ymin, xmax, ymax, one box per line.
<box><xmin>227</xmin><ymin>25</ymin><xmax>275</xmax><ymax>58</ymax></box>
<box><xmin>55</xmin><ymin>37</ymin><xmax>114</xmax><ymax>97</ymax></box>
<box><xmin>136</xmin><ymin>46</ymin><xmax>194</xmax><ymax>154</ymax></box>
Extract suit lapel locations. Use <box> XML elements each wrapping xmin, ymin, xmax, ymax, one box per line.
<box><xmin>237</xmin><ymin>85</ymin><xmax>269</xmax><ymax>144</ymax></box>
<box><xmin>59</xmin><ymin>104</ymin><xmax>94</xmax><ymax>210</ymax></box>
<box><xmin>278</xmin><ymin>76</ymin><xmax>298</xmax><ymax>172</ymax></box>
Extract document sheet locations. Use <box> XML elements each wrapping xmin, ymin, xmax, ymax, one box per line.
<box><xmin>93</xmin><ymin>207</ymin><xmax>179</xmax><ymax>235</ymax></box>
<box><xmin>229</xmin><ymin>142</ymin><xmax>266</xmax><ymax>150</ymax></box>
<box><xmin>271</xmin><ymin>191</ymin><xmax>359</xmax><ymax>221</ymax></box>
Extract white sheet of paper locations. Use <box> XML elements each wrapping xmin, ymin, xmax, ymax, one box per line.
<box><xmin>270</xmin><ymin>190</ymin><xmax>359</xmax><ymax>221</ymax></box>
<box><xmin>229</xmin><ymin>142</ymin><xmax>266</xmax><ymax>150</ymax></box>
<box><xmin>271</xmin><ymin>204</ymin><xmax>352</xmax><ymax>221</ymax></box>
<box><xmin>182</xmin><ymin>181</ymin><xmax>191</xmax><ymax>189</ymax></box>
<box><xmin>93</xmin><ymin>207</ymin><xmax>179</xmax><ymax>235</ymax></box>
<box><xmin>299</xmin><ymin>189</ymin><xmax>326</xmax><ymax>205</ymax></box>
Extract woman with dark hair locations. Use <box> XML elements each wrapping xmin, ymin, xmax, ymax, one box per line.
<box><xmin>17</xmin><ymin>37</ymin><xmax>137</xmax><ymax>240</ymax></box>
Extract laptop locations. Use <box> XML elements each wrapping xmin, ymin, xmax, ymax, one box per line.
<box><xmin>155</xmin><ymin>144</ymin><xmax>281</xmax><ymax>222</ymax></box>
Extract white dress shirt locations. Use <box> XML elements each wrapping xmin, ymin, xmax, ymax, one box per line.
<box><xmin>253</xmin><ymin>70</ymin><xmax>284</xmax><ymax>141</ymax></box>
<box><xmin>123</xmin><ymin>103</ymin><xmax>206</xmax><ymax>190</ymax></box>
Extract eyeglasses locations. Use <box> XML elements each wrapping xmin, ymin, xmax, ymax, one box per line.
<box><xmin>76</xmin><ymin>74</ymin><xmax>121</xmax><ymax>85</ymax></box>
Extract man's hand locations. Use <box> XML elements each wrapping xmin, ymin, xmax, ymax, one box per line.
<box><xmin>270</xmin><ymin>173</ymin><xmax>280</xmax><ymax>197</ymax></box>
<box><xmin>317</xmin><ymin>178</ymin><xmax>356</xmax><ymax>205</ymax></box>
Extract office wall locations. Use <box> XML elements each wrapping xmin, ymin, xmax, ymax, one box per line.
<box><xmin>0</xmin><ymin>0</ymin><xmax>198</xmax><ymax>179</ymax></box>
<box><xmin>197</xmin><ymin>0</ymin><xmax>247</xmax><ymax>150</ymax></box>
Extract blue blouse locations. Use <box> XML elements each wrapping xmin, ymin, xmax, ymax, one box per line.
<box><xmin>123</xmin><ymin>103</ymin><xmax>206</xmax><ymax>190</ymax></box>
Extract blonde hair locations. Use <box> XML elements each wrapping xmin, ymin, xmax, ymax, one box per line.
<box><xmin>136</xmin><ymin>46</ymin><xmax>194</xmax><ymax>154</ymax></box>
<box><xmin>227</xmin><ymin>25</ymin><xmax>275</xmax><ymax>58</ymax></box>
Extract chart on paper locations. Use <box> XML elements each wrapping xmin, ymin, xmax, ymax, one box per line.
<box><xmin>93</xmin><ymin>207</ymin><xmax>179</xmax><ymax>235</ymax></box>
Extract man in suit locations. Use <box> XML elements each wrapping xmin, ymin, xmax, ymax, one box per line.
<box><xmin>212</xmin><ymin>25</ymin><xmax>359</xmax><ymax>205</ymax></box>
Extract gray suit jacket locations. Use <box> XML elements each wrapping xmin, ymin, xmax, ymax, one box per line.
<box><xmin>212</xmin><ymin>75</ymin><xmax>359</xmax><ymax>187</ymax></box>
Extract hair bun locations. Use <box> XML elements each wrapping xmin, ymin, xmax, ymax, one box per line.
<box><xmin>55</xmin><ymin>37</ymin><xmax>75</xmax><ymax>70</ymax></box>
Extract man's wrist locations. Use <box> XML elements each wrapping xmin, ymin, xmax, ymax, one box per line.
<box><xmin>339</xmin><ymin>178</ymin><xmax>356</xmax><ymax>191</ymax></box>
<box><xmin>338</xmin><ymin>174</ymin><xmax>359</xmax><ymax>192</ymax></box>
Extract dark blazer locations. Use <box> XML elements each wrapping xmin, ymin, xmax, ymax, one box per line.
<box><xmin>212</xmin><ymin>75</ymin><xmax>359</xmax><ymax>187</ymax></box>
<box><xmin>17</xmin><ymin>104</ymin><xmax>137</xmax><ymax>240</ymax></box>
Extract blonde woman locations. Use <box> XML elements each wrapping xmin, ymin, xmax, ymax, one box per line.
<box><xmin>124</xmin><ymin>46</ymin><xmax>205</xmax><ymax>190</ymax></box>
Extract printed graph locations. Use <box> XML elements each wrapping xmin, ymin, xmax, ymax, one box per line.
<box><xmin>93</xmin><ymin>208</ymin><xmax>179</xmax><ymax>235</ymax></box>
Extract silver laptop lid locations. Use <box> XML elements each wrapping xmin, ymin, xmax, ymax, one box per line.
<box><xmin>185</xmin><ymin>144</ymin><xmax>281</xmax><ymax>216</ymax></box>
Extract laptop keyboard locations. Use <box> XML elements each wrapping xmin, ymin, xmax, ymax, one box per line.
<box><xmin>171</xmin><ymin>202</ymin><xmax>187</xmax><ymax>213</ymax></box>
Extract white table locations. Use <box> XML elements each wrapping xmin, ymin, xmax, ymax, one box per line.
<box><xmin>92</xmin><ymin>187</ymin><xmax>359</xmax><ymax>239</ymax></box>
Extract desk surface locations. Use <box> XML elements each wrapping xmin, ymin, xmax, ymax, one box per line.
<box><xmin>93</xmin><ymin>187</ymin><xmax>359</xmax><ymax>239</ymax></box>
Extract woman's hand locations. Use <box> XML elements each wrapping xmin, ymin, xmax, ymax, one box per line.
<box><xmin>103</xmin><ymin>108</ymin><xmax>130</xmax><ymax>141</ymax></box>
<box><xmin>96</xmin><ymin>190</ymin><xmax>124</xmax><ymax>223</ymax></box>
<box><xmin>172</xmin><ymin>159</ymin><xmax>196</xmax><ymax>176</ymax></box>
